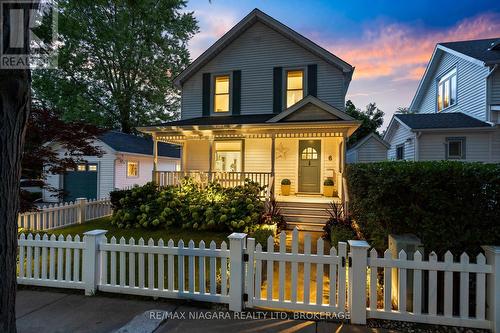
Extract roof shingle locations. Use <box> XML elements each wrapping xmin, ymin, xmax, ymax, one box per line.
<box><xmin>439</xmin><ymin>38</ymin><xmax>500</xmax><ymax>65</ymax></box>
<box><xmin>99</xmin><ymin>131</ymin><xmax>180</xmax><ymax>158</ymax></box>
<box><xmin>395</xmin><ymin>113</ymin><xmax>492</xmax><ymax>130</ymax></box>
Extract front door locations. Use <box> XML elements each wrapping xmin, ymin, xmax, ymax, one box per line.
<box><xmin>298</xmin><ymin>140</ymin><xmax>321</xmax><ymax>193</ymax></box>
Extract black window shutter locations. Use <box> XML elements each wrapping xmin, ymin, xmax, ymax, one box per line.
<box><xmin>202</xmin><ymin>73</ymin><xmax>211</xmax><ymax>116</ymax></box>
<box><xmin>232</xmin><ymin>70</ymin><xmax>241</xmax><ymax>115</ymax></box>
<box><xmin>273</xmin><ymin>67</ymin><xmax>283</xmax><ymax>113</ymax></box>
<box><xmin>307</xmin><ymin>64</ymin><xmax>317</xmax><ymax>97</ymax></box>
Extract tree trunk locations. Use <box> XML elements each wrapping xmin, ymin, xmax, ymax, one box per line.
<box><xmin>0</xmin><ymin>0</ymin><xmax>35</xmax><ymax>330</ymax></box>
<box><xmin>0</xmin><ymin>68</ymin><xmax>31</xmax><ymax>333</ymax></box>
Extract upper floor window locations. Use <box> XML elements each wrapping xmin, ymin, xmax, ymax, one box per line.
<box><xmin>286</xmin><ymin>70</ymin><xmax>304</xmax><ymax>108</ymax></box>
<box><xmin>396</xmin><ymin>144</ymin><xmax>405</xmax><ymax>160</ymax></box>
<box><xmin>214</xmin><ymin>75</ymin><xmax>230</xmax><ymax>112</ymax></box>
<box><xmin>437</xmin><ymin>68</ymin><xmax>457</xmax><ymax>112</ymax></box>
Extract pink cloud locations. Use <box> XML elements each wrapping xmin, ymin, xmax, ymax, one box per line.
<box><xmin>327</xmin><ymin>13</ymin><xmax>500</xmax><ymax>81</ymax></box>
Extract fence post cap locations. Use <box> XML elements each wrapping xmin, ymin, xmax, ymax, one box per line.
<box><xmin>348</xmin><ymin>240</ymin><xmax>370</xmax><ymax>249</ymax></box>
<box><xmin>481</xmin><ymin>245</ymin><xmax>500</xmax><ymax>254</ymax></box>
<box><xmin>228</xmin><ymin>232</ymin><xmax>247</xmax><ymax>240</ymax></box>
<box><xmin>83</xmin><ymin>229</ymin><xmax>108</xmax><ymax>236</ymax></box>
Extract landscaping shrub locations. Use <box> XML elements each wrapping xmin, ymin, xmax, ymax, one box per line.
<box><xmin>110</xmin><ymin>179</ymin><xmax>266</xmax><ymax>233</ymax></box>
<box><xmin>323</xmin><ymin>202</ymin><xmax>356</xmax><ymax>245</ymax></box>
<box><xmin>109</xmin><ymin>187</ymin><xmax>133</xmax><ymax>210</ymax></box>
<box><xmin>251</xmin><ymin>224</ymin><xmax>277</xmax><ymax>250</ymax></box>
<box><xmin>346</xmin><ymin>161</ymin><xmax>500</xmax><ymax>255</ymax></box>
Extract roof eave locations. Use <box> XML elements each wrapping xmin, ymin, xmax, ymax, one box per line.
<box><xmin>410</xmin><ymin>126</ymin><xmax>494</xmax><ymax>132</ymax></box>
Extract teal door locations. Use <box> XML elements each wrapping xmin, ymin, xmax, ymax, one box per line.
<box><xmin>64</xmin><ymin>163</ymin><xmax>98</xmax><ymax>202</ymax></box>
<box><xmin>298</xmin><ymin>140</ymin><xmax>321</xmax><ymax>193</ymax></box>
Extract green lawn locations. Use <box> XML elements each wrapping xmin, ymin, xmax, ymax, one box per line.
<box><xmin>33</xmin><ymin>217</ymin><xmax>230</xmax><ymax>246</ymax></box>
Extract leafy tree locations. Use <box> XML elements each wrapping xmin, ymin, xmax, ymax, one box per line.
<box><xmin>21</xmin><ymin>107</ymin><xmax>104</xmax><ymax>210</ymax></box>
<box><xmin>396</xmin><ymin>106</ymin><xmax>413</xmax><ymax>114</ymax></box>
<box><xmin>345</xmin><ymin>100</ymin><xmax>384</xmax><ymax>147</ymax></box>
<box><xmin>33</xmin><ymin>0</ymin><xmax>198</xmax><ymax>133</ymax></box>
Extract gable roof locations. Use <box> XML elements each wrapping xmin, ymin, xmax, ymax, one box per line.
<box><xmin>347</xmin><ymin>133</ymin><xmax>389</xmax><ymax>152</ymax></box>
<box><xmin>99</xmin><ymin>131</ymin><xmax>180</xmax><ymax>158</ymax></box>
<box><xmin>410</xmin><ymin>38</ymin><xmax>500</xmax><ymax>111</ymax></box>
<box><xmin>266</xmin><ymin>95</ymin><xmax>354</xmax><ymax>122</ymax></box>
<box><xmin>439</xmin><ymin>38</ymin><xmax>500</xmax><ymax>65</ymax></box>
<box><xmin>394</xmin><ymin>113</ymin><xmax>491</xmax><ymax>130</ymax></box>
<box><xmin>173</xmin><ymin>8</ymin><xmax>354</xmax><ymax>87</ymax></box>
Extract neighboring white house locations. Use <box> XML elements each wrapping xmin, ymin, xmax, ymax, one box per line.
<box><xmin>384</xmin><ymin>38</ymin><xmax>500</xmax><ymax>162</ymax></box>
<box><xmin>43</xmin><ymin>131</ymin><xmax>180</xmax><ymax>202</ymax></box>
<box><xmin>346</xmin><ymin>133</ymin><xmax>389</xmax><ymax>163</ymax></box>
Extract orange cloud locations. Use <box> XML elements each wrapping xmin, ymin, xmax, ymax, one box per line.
<box><xmin>328</xmin><ymin>13</ymin><xmax>500</xmax><ymax>81</ymax></box>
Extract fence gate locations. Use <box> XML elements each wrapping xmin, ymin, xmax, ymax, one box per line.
<box><xmin>244</xmin><ymin>228</ymin><xmax>348</xmax><ymax>314</ymax></box>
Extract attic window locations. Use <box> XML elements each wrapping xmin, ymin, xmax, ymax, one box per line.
<box><xmin>286</xmin><ymin>70</ymin><xmax>304</xmax><ymax>108</ymax></box>
<box><xmin>437</xmin><ymin>68</ymin><xmax>457</xmax><ymax>111</ymax></box>
<box><xmin>214</xmin><ymin>75</ymin><xmax>230</xmax><ymax>112</ymax></box>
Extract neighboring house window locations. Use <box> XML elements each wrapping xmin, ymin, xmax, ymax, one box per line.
<box><xmin>77</xmin><ymin>164</ymin><xmax>86</xmax><ymax>171</ymax></box>
<box><xmin>127</xmin><ymin>161</ymin><xmax>139</xmax><ymax>177</ymax></box>
<box><xmin>437</xmin><ymin>68</ymin><xmax>457</xmax><ymax>112</ymax></box>
<box><xmin>214</xmin><ymin>141</ymin><xmax>242</xmax><ymax>172</ymax></box>
<box><xmin>214</xmin><ymin>75</ymin><xmax>230</xmax><ymax>112</ymax></box>
<box><xmin>396</xmin><ymin>144</ymin><xmax>405</xmax><ymax>160</ymax></box>
<box><xmin>286</xmin><ymin>70</ymin><xmax>304</xmax><ymax>107</ymax></box>
<box><xmin>88</xmin><ymin>164</ymin><xmax>97</xmax><ymax>172</ymax></box>
<box><xmin>446</xmin><ymin>137</ymin><xmax>466</xmax><ymax>160</ymax></box>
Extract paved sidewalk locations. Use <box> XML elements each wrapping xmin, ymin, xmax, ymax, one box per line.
<box><xmin>16</xmin><ymin>289</ymin><xmax>398</xmax><ymax>333</ymax></box>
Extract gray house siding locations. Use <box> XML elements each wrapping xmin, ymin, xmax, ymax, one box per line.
<box><xmin>416</xmin><ymin>52</ymin><xmax>489</xmax><ymax>121</ymax></box>
<box><xmin>490</xmin><ymin>69</ymin><xmax>500</xmax><ymax>105</ymax></box>
<box><xmin>418</xmin><ymin>131</ymin><xmax>492</xmax><ymax>162</ymax></box>
<box><xmin>387</xmin><ymin>122</ymin><xmax>415</xmax><ymax>161</ymax></box>
<box><xmin>181</xmin><ymin>22</ymin><xmax>346</xmax><ymax>119</ymax></box>
<box><xmin>357</xmin><ymin>139</ymin><xmax>388</xmax><ymax>162</ymax></box>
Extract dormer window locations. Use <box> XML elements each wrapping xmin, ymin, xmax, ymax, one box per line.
<box><xmin>214</xmin><ymin>75</ymin><xmax>230</xmax><ymax>112</ymax></box>
<box><xmin>286</xmin><ymin>70</ymin><xmax>304</xmax><ymax>108</ymax></box>
<box><xmin>437</xmin><ymin>68</ymin><xmax>457</xmax><ymax>112</ymax></box>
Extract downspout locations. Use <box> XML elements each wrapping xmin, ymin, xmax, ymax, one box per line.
<box><xmin>414</xmin><ymin>132</ymin><xmax>422</xmax><ymax>161</ymax></box>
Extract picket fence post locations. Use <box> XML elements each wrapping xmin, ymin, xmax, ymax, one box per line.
<box><xmin>77</xmin><ymin>198</ymin><xmax>87</xmax><ymax>224</ymax></box>
<box><xmin>348</xmin><ymin>240</ymin><xmax>370</xmax><ymax>325</ymax></box>
<box><xmin>83</xmin><ymin>229</ymin><xmax>107</xmax><ymax>295</ymax></box>
<box><xmin>228</xmin><ymin>232</ymin><xmax>247</xmax><ymax>312</ymax></box>
<box><xmin>482</xmin><ymin>246</ymin><xmax>500</xmax><ymax>333</ymax></box>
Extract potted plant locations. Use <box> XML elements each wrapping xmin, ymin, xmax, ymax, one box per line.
<box><xmin>323</xmin><ymin>178</ymin><xmax>335</xmax><ymax>197</ymax></box>
<box><xmin>281</xmin><ymin>179</ymin><xmax>291</xmax><ymax>196</ymax></box>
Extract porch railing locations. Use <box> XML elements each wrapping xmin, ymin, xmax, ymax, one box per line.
<box><xmin>154</xmin><ymin>171</ymin><xmax>273</xmax><ymax>197</ymax></box>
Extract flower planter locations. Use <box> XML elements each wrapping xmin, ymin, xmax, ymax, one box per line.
<box><xmin>323</xmin><ymin>185</ymin><xmax>334</xmax><ymax>197</ymax></box>
<box><xmin>281</xmin><ymin>184</ymin><xmax>291</xmax><ymax>196</ymax></box>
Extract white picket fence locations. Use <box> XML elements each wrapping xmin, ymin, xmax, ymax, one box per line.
<box><xmin>18</xmin><ymin>198</ymin><xmax>112</xmax><ymax>231</ymax></box>
<box><xmin>16</xmin><ymin>229</ymin><xmax>500</xmax><ymax>332</ymax></box>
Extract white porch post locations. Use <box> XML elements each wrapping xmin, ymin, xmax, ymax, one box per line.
<box><xmin>270</xmin><ymin>134</ymin><xmax>276</xmax><ymax>198</ymax></box>
<box><xmin>181</xmin><ymin>142</ymin><xmax>188</xmax><ymax>172</ymax></box>
<box><xmin>152</xmin><ymin>133</ymin><xmax>158</xmax><ymax>184</ymax></box>
<box><xmin>208</xmin><ymin>138</ymin><xmax>214</xmax><ymax>181</ymax></box>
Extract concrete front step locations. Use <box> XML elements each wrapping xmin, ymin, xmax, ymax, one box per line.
<box><xmin>286</xmin><ymin>221</ymin><xmax>325</xmax><ymax>232</ymax></box>
<box><xmin>282</xmin><ymin>214</ymin><xmax>328</xmax><ymax>224</ymax></box>
<box><xmin>280</xmin><ymin>206</ymin><xmax>330</xmax><ymax>217</ymax></box>
<box><xmin>278</xmin><ymin>201</ymin><xmax>331</xmax><ymax>209</ymax></box>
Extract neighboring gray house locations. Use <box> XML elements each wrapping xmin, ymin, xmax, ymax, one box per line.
<box><xmin>346</xmin><ymin>133</ymin><xmax>389</xmax><ymax>163</ymax></box>
<box><xmin>384</xmin><ymin>38</ymin><xmax>500</xmax><ymax>162</ymax></box>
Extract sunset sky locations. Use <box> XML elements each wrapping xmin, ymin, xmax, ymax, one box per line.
<box><xmin>185</xmin><ymin>0</ymin><xmax>500</xmax><ymax>128</ymax></box>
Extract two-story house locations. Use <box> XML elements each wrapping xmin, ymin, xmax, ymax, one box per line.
<box><xmin>384</xmin><ymin>38</ymin><xmax>500</xmax><ymax>162</ymax></box>
<box><xmin>139</xmin><ymin>9</ymin><xmax>360</xmax><ymax>229</ymax></box>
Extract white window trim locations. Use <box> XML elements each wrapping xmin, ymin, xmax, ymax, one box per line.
<box><xmin>126</xmin><ymin>161</ymin><xmax>139</xmax><ymax>178</ymax></box>
<box><xmin>445</xmin><ymin>137</ymin><xmax>466</xmax><ymax>160</ymax></box>
<box><xmin>212</xmin><ymin>139</ymin><xmax>244</xmax><ymax>172</ymax></box>
<box><xmin>283</xmin><ymin>66</ymin><xmax>307</xmax><ymax>109</ymax></box>
<box><xmin>396</xmin><ymin>144</ymin><xmax>405</xmax><ymax>160</ymax></box>
<box><xmin>437</xmin><ymin>67</ymin><xmax>457</xmax><ymax>112</ymax></box>
<box><xmin>211</xmin><ymin>73</ymin><xmax>232</xmax><ymax>115</ymax></box>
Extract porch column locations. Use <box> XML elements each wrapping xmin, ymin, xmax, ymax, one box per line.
<box><xmin>152</xmin><ymin>133</ymin><xmax>158</xmax><ymax>184</ymax></box>
<box><xmin>270</xmin><ymin>134</ymin><xmax>276</xmax><ymax>176</ymax></box>
<box><xmin>181</xmin><ymin>142</ymin><xmax>188</xmax><ymax>172</ymax></box>
<box><xmin>270</xmin><ymin>134</ymin><xmax>276</xmax><ymax>198</ymax></box>
<box><xmin>208</xmin><ymin>138</ymin><xmax>214</xmax><ymax>181</ymax></box>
